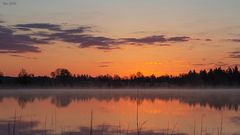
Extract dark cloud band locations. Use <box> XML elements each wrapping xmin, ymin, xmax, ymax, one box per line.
<box><xmin>122</xmin><ymin>35</ymin><xmax>190</xmax><ymax>45</ymax></box>
<box><xmin>0</xmin><ymin>22</ymin><xmax>194</xmax><ymax>53</ymax></box>
<box><xmin>229</xmin><ymin>39</ymin><xmax>240</xmax><ymax>43</ymax></box>
<box><xmin>229</xmin><ymin>51</ymin><xmax>240</xmax><ymax>59</ymax></box>
<box><xmin>0</xmin><ymin>25</ymin><xmax>46</xmax><ymax>53</ymax></box>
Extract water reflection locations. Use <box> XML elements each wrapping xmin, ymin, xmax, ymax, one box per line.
<box><xmin>230</xmin><ymin>116</ymin><xmax>240</xmax><ymax>125</ymax></box>
<box><xmin>0</xmin><ymin>89</ymin><xmax>240</xmax><ymax>135</ymax></box>
<box><xmin>0</xmin><ymin>89</ymin><xmax>240</xmax><ymax>110</ymax></box>
<box><xmin>0</xmin><ymin>120</ymin><xmax>43</xmax><ymax>135</ymax></box>
<box><xmin>0</xmin><ymin>120</ymin><xmax>187</xmax><ymax>135</ymax></box>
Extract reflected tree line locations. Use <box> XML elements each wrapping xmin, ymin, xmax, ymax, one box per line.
<box><xmin>0</xmin><ymin>90</ymin><xmax>238</xmax><ymax>135</ymax></box>
<box><xmin>0</xmin><ymin>66</ymin><xmax>240</xmax><ymax>88</ymax></box>
<box><xmin>0</xmin><ymin>90</ymin><xmax>240</xmax><ymax>111</ymax></box>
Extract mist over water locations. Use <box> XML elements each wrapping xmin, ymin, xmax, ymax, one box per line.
<box><xmin>0</xmin><ymin>89</ymin><xmax>240</xmax><ymax>135</ymax></box>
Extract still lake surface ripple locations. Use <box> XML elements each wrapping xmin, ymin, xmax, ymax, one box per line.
<box><xmin>0</xmin><ymin>89</ymin><xmax>240</xmax><ymax>135</ymax></box>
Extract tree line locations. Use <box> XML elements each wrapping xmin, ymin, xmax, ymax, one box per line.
<box><xmin>0</xmin><ymin>66</ymin><xmax>239</xmax><ymax>88</ymax></box>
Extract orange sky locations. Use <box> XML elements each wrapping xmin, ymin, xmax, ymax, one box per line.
<box><xmin>0</xmin><ymin>38</ymin><xmax>239</xmax><ymax>77</ymax></box>
<box><xmin>0</xmin><ymin>0</ymin><xmax>240</xmax><ymax>76</ymax></box>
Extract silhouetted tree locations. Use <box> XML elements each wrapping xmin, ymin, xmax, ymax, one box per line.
<box><xmin>0</xmin><ymin>71</ymin><xmax>3</xmax><ymax>84</ymax></box>
<box><xmin>17</xmin><ymin>69</ymin><xmax>34</xmax><ymax>86</ymax></box>
<box><xmin>199</xmin><ymin>69</ymin><xmax>207</xmax><ymax>84</ymax></box>
<box><xmin>51</xmin><ymin>68</ymin><xmax>72</xmax><ymax>86</ymax></box>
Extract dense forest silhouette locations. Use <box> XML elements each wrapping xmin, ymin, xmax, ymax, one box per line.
<box><xmin>0</xmin><ymin>66</ymin><xmax>239</xmax><ymax>88</ymax></box>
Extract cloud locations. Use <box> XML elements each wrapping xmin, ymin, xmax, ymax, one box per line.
<box><xmin>229</xmin><ymin>51</ymin><xmax>240</xmax><ymax>59</ymax></box>
<box><xmin>0</xmin><ymin>23</ymin><xmax>118</xmax><ymax>53</ymax></box>
<box><xmin>53</xmin><ymin>34</ymin><xmax>117</xmax><ymax>48</ymax></box>
<box><xmin>0</xmin><ymin>25</ymin><xmax>48</xmax><ymax>53</ymax></box>
<box><xmin>229</xmin><ymin>39</ymin><xmax>240</xmax><ymax>42</ymax></box>
<box><xmin>122</xmin><ymin>35</ymin><xmax>191</xmax><ymax>45</ymax></box>
<box><xmin>192</xmin><ymin>63</ymin><xmax>206</xmax><ymax>66</ymax></box>
<box><xmin>0</xmin><ymin>22</ymin><xmax>195</xmax><ymax>53</ymax></box>
<box><xmin>9</xmin><ymin>54</ymin><xmax>37</xmax><ymax>59</ymax></box>
<box><xmin>16</xmin><ymin>23</ymin><xmax>91</xmax><ymax>34</ymax></box>
<box><xmin>61</xmin><ymin>26</ymin><xmax>92</xmax><ymax>33</ymax></box>
<box><xmin>98</xmin><ymin>65</ymin><xmax>110</xmax><ymax>68</ymax></box>
<box><xmin>34</xmin><ymin>32</ymin><xmax>118</xmax><ymax>49</ymax></box>
<box><xmin>168</xmin><ymin>36</ymin><xmax>190</xmax><ymax>42</ymax></box>
<box><xmin>16</xmin><ymin>23</ymin><xmax>62</xmax><ymax>31</ymax></box>
<box><xmin>18</xmin><ymin>23</ymin><xmax>118</xmax><ymax>50</ymax></box>
<box><xmin>205</xmin><ymin>39</ymin><xmax>212</xmax><ymax>41</ymax></box>
<box><xmin>14</xmin><ymin>27</ymin><xmax>32</xmax><ymax>31</ymax></box>
<box><xmin>192</xmin><ymin>61</ymin><xmax>228</xmax><ymax>67</ymax></box>
<box><xmin>97</xmin><ymin>61</ymin><xmax>112</xmax><ymax>68</ymax></box>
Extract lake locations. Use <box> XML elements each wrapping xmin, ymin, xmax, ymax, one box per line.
<box><xmin>0</xmin><ymin>89</ymin><xmax>240</xmax><ymax>135</ymax></box>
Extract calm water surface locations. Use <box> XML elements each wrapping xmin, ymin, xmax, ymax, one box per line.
<box><xmin>0</xmin><ymin>89</ymin><xmax>240</xmax><ymax>135</ymax></box>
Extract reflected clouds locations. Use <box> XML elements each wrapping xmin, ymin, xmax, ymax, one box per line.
<box><xmin>230</xmin><ymin>116</ymin><xmax>240</xmax><ymax>125</ymax></box>
<box><xmin>0</xmin><ymin>120</ymin><xmax>44</xmax><ymax>135</ymax></box>
<box><xmin>0</xmin><ymin>120</ymin><xmax>187</xmax><ymax>135</ymax></box>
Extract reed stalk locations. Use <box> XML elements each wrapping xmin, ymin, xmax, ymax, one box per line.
<box><xmin>200</xmin><ymin>114</ymin><xmax>204</xmax><ymax>135</ymax></box>
<box><xmin>13</xmin><ymin>110</ymin><xmax>16</xmax><ymax>135</ymax></box>
<box><xmin>90</xmin><ymin>110</ymin><xmax>93</xmax><ymax>135</ymax></box>
<box><xmin>136</xmin><ymin>89</ymin><xmax>140</xmax><ymax>135</ymax></box>
<box><xmin>193</xmin><ymin>120</ymin><xmax>196</xmax><ymax>135</ymax></box>
<box><xmin>220</xmin><ymin>113</ymin><xmax>223</xmax><ymax>135</ymax></box>
<box><xmin>101</xmin><ymin>124</ymin><xmax>104</xmax><ymax>135</ymax></box>
<box><xmin>44</xmin><ymin>115</ymin><xmax>47</xmax><ymax>135</ymax></box>
<box><xmin>126</xmin><ymin>124</ymin><xmax>129</xmax><ymax>135</ymax></box>
<box><xmin>8</xmin><ymin>121</ymin><xmax>10</xmax><ymax>135</ymax></box>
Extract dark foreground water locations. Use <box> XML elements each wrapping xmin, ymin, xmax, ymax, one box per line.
<box><xmin>0</xmin><ymin>89</ymin><xmax>240</xmax><ymax>135</ymax></box>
